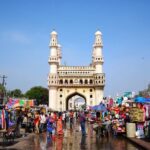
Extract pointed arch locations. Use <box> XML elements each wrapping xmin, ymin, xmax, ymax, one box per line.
<box><xmin>66</xmin><ymin>92</ymin><xmax>86</xmax><ymax>110</ymax></box>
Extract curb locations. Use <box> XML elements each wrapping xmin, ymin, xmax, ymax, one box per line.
<box><xmin>123</xmin><ymin>135</ymin><xmax>150</xmax><ymax>150</ymax></box>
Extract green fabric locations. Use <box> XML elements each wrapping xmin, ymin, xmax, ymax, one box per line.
<box><xmin>19</xmin><ymin>100</ymin><xmax>25</xmax><ymax>106</ymax></box>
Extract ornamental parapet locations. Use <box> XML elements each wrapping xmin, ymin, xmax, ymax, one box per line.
<box><xmin>58</xmin><ymin>66</ymin><xmax>95</xmax><ymax>71</ymax></box>
<box><xmin>58</xmin><ymin>73</ymin><xmax>94</xmax><ymax>77</ymax></box>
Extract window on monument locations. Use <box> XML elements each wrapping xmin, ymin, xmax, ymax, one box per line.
<box><xmin>90</xmin><ymin>95</ymin><xmax>93</xmax><ymax>98</ymax></box>
<box><xmin>60</xmin><ymin>89</ymin><xmax>63</xmax><ymax>91</ymax></box>
<box><xmin>80</xmin><ymin>79</ymin><xmax>83</xmax><ymax>84</ymax></box>
<box><xmin>60</xmin><ymin>95</ymin><xmax>62</xmax><ymax>97</ymax></box>
<box><xmin>60</xmin><ymin>80</ymin><xmax>63</xmax><ymax>84</ymax></box>
<box><xmin>70</xmin><ymin>80</ymin><xmax>73</xmax><ymax>84</ymax></box>
<box><xmin>60</xmin><ymin>101</ymin><xmax>62</xmax><ymax>105</ymax></box>
<box><xmin>85</xmin><ymin>80</ymin><xmax>88</xmax><ymax>84</ymax></box>
<box><xmin>65</xmin><ymin>80</ymin><xmax>68</xmax><ymax>84</ymax></box>
<box><xmin>90</xmin><ymin>80</ymin><xmax>93</xmax><ymax>84</ymax></box>
<box><xmin>90</xmin><ymin>89</ymin><xmax>93</xmax><ymax>92</ymax></box>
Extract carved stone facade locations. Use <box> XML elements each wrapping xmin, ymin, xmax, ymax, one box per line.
<box><xmin>48</xmin><ymin>30</ymin><xmax>105</xmax><ymax>111</ymax></box>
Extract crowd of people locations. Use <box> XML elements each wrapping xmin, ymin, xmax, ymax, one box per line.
<box><xmin>1</xmin><ymin>100</ymin><xmax>150</xmax><ymax>142</ymax></box>
<box><xmin>2</xmin><ymin>108</ymin><xmax>88</xmax><ymax>138</ymax></box>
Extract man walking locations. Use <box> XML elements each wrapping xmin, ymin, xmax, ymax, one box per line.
<box><xmin>79</xmin><ymin>111</ymin><xmax>86</xmax><ymax>136</ymax></box>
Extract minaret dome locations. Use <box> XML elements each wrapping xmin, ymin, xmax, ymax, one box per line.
<box><xmin>95</xmin><ymin>30</ymin><xmax>102</xmax><ymax>35</ymax></box>
<box><xmin>51</xmin><ymin>30</ymin><xmax>57</xmax><ymax>35</ymax></box>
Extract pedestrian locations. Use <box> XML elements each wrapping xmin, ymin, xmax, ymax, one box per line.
<box><xmin>34</xmin><ymin>111</ymin><xmax>40</xmax><ymax>134</ymax></box>
<box><xmin>62</xmin><ymin>112</ymin><xmax>66</xmax><ymax>128</ymax></box>
<box><xmin>39</xmin><ymin>112</ymin><xmax>46</xmax><ymax>132</ymax></box>
<box><xmin>56</xmin><ymin>112</ymin><xmax>63</xmax><ymax>136</ymax></box>
<box><xmin>47</xmin><ymin>113</ymin><xmax>55</xmax><ymax>138</ymax></box>
<box><xmin>69</xmin><ymin>110</ymin><xmax>74</xmax><ymax>128</ymax></box>
<box><xmin>79</xmin><ymin>111</ymin><xmax>86</xmax><ymax>136</ymax></box>
<box><xmin>22</xmin><ymin>114</ymin><xmax>28</xmax><ymax>135</ymax></box>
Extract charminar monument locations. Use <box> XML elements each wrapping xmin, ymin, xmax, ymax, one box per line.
<box><xmin>48</xmin><ymin>30</ymin><xmax>105</xmax><ymax>111</ymax></box>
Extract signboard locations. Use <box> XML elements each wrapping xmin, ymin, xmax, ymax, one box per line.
<box><xmin>130</xmin><ymin>107</ymin><xmax>144</xmax><ymax>122</ymax></box>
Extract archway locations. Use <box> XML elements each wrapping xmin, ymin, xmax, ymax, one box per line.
<box><xmin>66</xmin><ymin>92</ymin><xmax>86</xmax><ymax>110</ymax></box>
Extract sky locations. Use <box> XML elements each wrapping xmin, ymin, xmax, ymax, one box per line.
<box><xmin>0</xmin><ymin>0</ymin><xmax>150</xmax><ymax>98</ymax></box>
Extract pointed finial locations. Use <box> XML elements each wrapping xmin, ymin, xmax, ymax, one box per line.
<box><xmin>51</xmin><ymin>29</ymin><xmax>57</xmax><ymax>35</ymax></box>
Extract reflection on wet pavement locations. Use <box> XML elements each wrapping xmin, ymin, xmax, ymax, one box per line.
<box><xmin>7</xmin><ymin>122</ymin><xmax>144</xmax><ymax>150</ymax></box>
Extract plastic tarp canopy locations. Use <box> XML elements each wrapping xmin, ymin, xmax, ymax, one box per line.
<box><xmin>145</xmin><ymin>98</ymin><xmax>150</xmax><ymax>102</ymax></box>
<box><xmin>134</xmin><ymin>97</ymin><xmax>146</xmax><ymax>103</ymax></box>
<box><xmin>92</xmin><ymin>103</ymin><xmax>107</xmax><ymax>112</ymax></box>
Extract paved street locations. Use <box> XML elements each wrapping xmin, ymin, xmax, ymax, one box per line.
<box><xmin>1</xmin><ymin>122</ymin><xmax>144</xmax><ymax>150</ymax></box>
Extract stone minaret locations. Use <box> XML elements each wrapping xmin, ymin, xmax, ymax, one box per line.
<box><xmin>92</xmin><ymin>30</ymin><xmax>104</xmax><ymax>73</ymax></box>
<box><xmin>48</xmin><ymin>30</ymin><xmax>60</xmax><ymax>109</ymax></box>
<box><xmin>92</xmin><ymin>30</ymin><xmax>105</xmax><ymax>104</ymax></box>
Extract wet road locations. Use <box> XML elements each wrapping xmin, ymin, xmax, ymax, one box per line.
<box><xmin>6</xmin><ymin>122</ymin><xmax>144</xmax><ymax>150</ymax></box>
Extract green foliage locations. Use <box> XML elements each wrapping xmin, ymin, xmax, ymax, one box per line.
<box><xmin>139</xmin><ymin>84</ymin><xmax>150</xmax><ymax>97</ymax></box>
<box><xmin>0</xmin><ymin>84</ymin><xmax>5</xmax><ymax>93</ymax></box>
<box><xmin>81</xmin><ymin>104</ymin><xmax>86</xmax><ymax>110</ymax></box>
<box><xmin>25</xmin><ymin>86</ymin><xmax>48</xmax><ymax>105</ymax></box>
<box><xmin>0</xmin><ymin>84</ymin><xmax>5</xmax><ymax>103</ymax></box>
<box><xmin>7</xmin><ymin>89</ymin><xmax>23</xmax><ymax>98</ymax></box>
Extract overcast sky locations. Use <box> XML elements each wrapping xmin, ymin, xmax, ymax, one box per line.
<box><xmin>0</xmin><ymin>0</ymin><xmax>150</xmax><ymax>97</ymax></box>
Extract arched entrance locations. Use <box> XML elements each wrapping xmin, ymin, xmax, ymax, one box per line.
<box><xmin>66</xmin><ymin>92</ymin><xmax>86</xmax><ymax>110</ymax></box>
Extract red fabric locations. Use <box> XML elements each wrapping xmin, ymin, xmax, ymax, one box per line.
<box><xmin>34</xmin><ymin>115</ymin><xmax>39</xmax><ymax>125</ymax></box>
<box><xmin>53</xmin><ymin>113</ymin><xmax>57</xmax><ymax>121</ymax></box>
<box><xmin>56</xmin><ymin>119</ymin><xmax>63</xmax><ymax>135</ymax></box>
<box><xmin>1</xmin><ymin>109</ymin><xmax>5</xmax><ymax>129</ymax></box>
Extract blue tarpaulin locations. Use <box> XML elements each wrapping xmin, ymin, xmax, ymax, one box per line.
<box><xmin>134</xmin><ymin>97</ymin><xmax>146</xmax><ymax>103</ymax></box>
<box><xmin>92</xmin><ymin>103</ymin><xmax>107</xmax><ymax>112</ymax></box>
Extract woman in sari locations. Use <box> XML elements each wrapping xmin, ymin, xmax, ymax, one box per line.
<box><xmin>56</xmin><ymin>112</ymin><xmax>63</xmax><ymax>136</ymax></box>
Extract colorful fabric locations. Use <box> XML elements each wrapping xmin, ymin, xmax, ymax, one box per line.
<box><xmin>1</xmin><ymin>109</ymin><xmax>5</xmax><ymax>129</ymax></box>
<box><xmin>56</xmin><ymin>118</ymin><xmax>63</xmax><ymax>135</ymax></box>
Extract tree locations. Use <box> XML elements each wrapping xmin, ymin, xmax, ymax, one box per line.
<box><xmin>8</xmin><ymin>89</ymin><xmax>23</xmax><ymax>98</ymax></box>
<box><xmin>0</xmin><ymin>84</ymin><xmax>5</xmax><ymax>104</ymax></box>
<box><xmin>0</xmin><ymin>84</ymin><xmax>5</xmax><ymax>93</ymax></box>
<box><xmin>25</xmin><ymin>86</ymin><xmax>48</xmax><ymax>105</ymax></box>
<box><xmin>138</xmin><ymin>83</ymin><xmax>150</xmax><ymax>97</ymax></box>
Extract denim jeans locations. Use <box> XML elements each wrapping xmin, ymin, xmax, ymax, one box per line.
<box><xmin>80</xmin><ymin>122</ymin><xmax>86</xmax><ymax>135</ymax></box>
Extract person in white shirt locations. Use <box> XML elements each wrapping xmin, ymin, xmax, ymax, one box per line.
<box><xmin>39</xmin><ymin>112</ymin><xmax>46</xmax><ymax>132</ymax></box>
